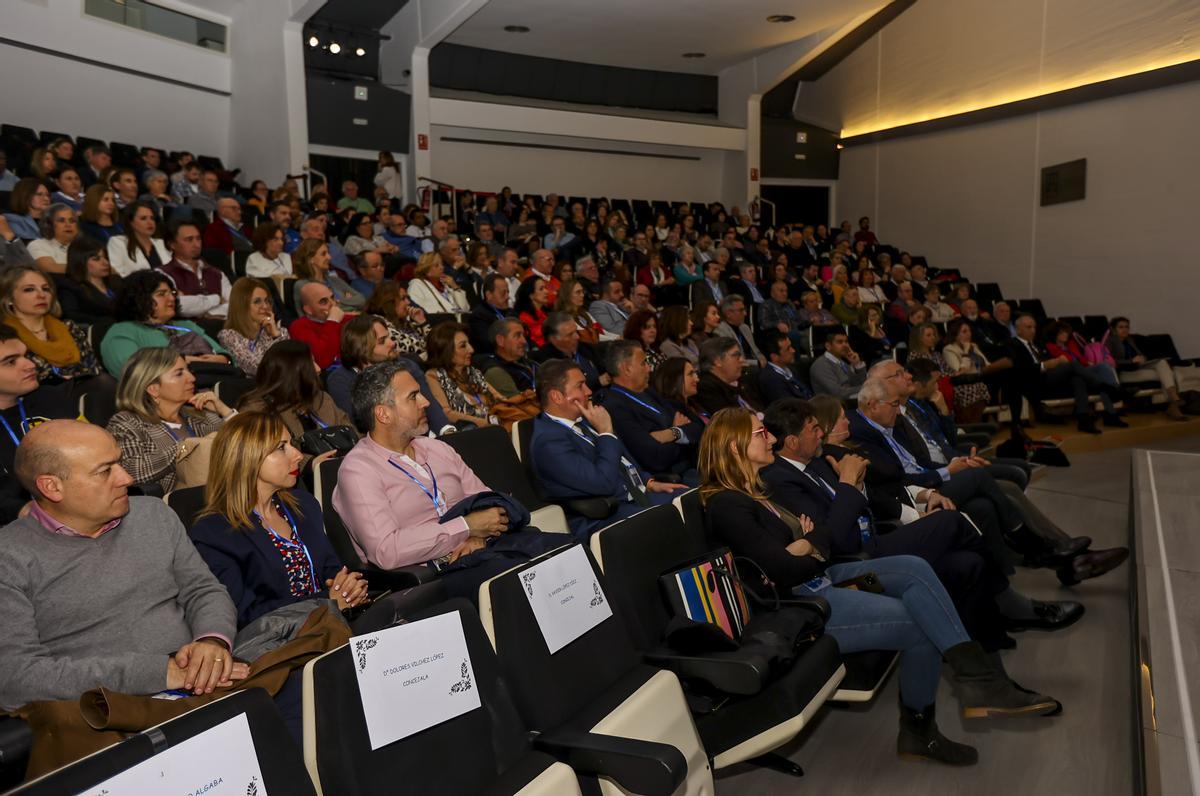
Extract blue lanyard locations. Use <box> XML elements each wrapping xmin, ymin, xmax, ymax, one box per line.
<box><xmin>0</xmin><ymin>399</ymin><xmax>28</xmax><ymax>446</ymax></box>
<box><xmin>388</xmin><ymin>457</ymin><xmax>445</xmax><ymax>516</ymax></box>
<box><xmin>303</xmin><ymin>411</ymin><xmax>329</xmax><ymax>429</ymax></box>
<box><xmin>254</xmin><ymin>499</ymin><xmax>318</xmax><ymax>593</ymax></box>
<box><xmin>159</xmin><ymin>324</ymin><xmax>193</xmax><ymax>334</ymax></box>
<box><xmin>906</xmin><ymin>401</ymin><xmax>950</xmax><ymax>451</ymax></box>
<box><xmin>860</xmin><ymin>411</ymin><xmax>922</xmax><ymax>472</ymax></box>
<box><xmin>161</xmin><ymin>418</ymin><xmax>194</xmax><ymax>442</ymax></box>
<box><xmin>611</xmin><ymin>387</ymin><xmax>666</xmax><ymax>418</ymax></box>
<box><xmin>493</xmin><ymin>306</ymin><xmax>506</xmax><ymax>319</ymax></box>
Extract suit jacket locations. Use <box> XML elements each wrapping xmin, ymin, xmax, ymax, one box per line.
<box><xmin>899</xmin><ymin>400</ymin><xmax>959</xmax><ymax>465</ymax></box>
<box><xmin>467</xmin><ymin>301</ymin><xmax>513</xmax><ymax>353</ymax></box>
<box><xmin>600</xmin><ymin>385</ymin><xmax>701</xmax><ymax>474</ymax></box>
<box><xmin>689</xmin><ymin>279</ymin><xmax>726</xmax><ymax>307</ymax></box>
<box><xmin>529</xmin><ymin>413</ymin><xmax>649</xmax><ymax>503</ymax></box>
<box><xmin>532</xmin><ymin>342</ymin><xmax>603</xmax><ymax>390</ymax></box>
<box><xmin>695</xmin><ymin>371</ymin><xmax>762</xmax><ymax>415</ymax></box>
<box><xmin>202</xmin><ymin>219</ymin><xmax>254</xmax><ymax>255</ymax></box>
<box><xmin>847</xmin><ymin>409</ymin><xmax>943</xmax><ymax>502</ymax></box>
<box><xmin>713</xmin><ymin>321</ymin><xmax>764</xmax><ymax>362</ymax></box>
<box><xmin>1004</xmin><ymin>335</ymin><xmax>1046</xmax><ymax>383</ymax></box>
<box><xmin>808</xmin><ymin>353</ymin><xmax>866</xmax><ymax>399</ymax></box>
<box><xmin>588</xmin><ymin>299</ymin><xmax>630</xmax><ymax>335</ymax></box>
<box><xmin>761</xmin><ymin>456</ymin><xmax>871</xmax><ymax>556</ymax></box>
<box><xmin>757</xmin><ymin>363</ymin><xmax>812</xmax><ymax>405</ymax></box>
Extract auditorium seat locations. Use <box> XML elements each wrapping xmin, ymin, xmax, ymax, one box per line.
<box><xmin>477</xmin><ymin>545</ymin><xmax>710</xmax><ymax>794</ymax></box>
<box><xmin>974</xmin><ymin>282</ymin><xmax>1003</xmax><ymax>308</ymax></box>
<box><xmin>13</xmin><ymin>690</ymin><xmax>314</xmax><ymax>795</ymax></box>
<box><xmin>589</xmin><ymin>503</ymin><xmax>845</xmax><ymax>774</ymax></box>
<box><xmin>304</xmin><ymin>598</ymin><xmax>685</xmax><ymax>796</ymax></box>
<box><xmin>1083</xmin><ymin>314</ymin><xmax>1110</xmax><ymax>342</ymax></box>
<box><xmin>0</xmin><ymin>716</ymin><xmax>31</xmax><ymax>791</ymax></box>
<box><xmin>163</xmin><ymin>485</ymin><xmax>207</xmax><ymax>530</ymax></box>
<box><xmin>78</xmin><ymin>381</ymin><xmax>117</xmax><ymax>427</ymax></box>
<box><xmin>442</xmin><ymin>424</ymin><xmax>569</xmax><ymax>534</ymax></box>
<box><xmin>109</xmin><ymin>141</ymin><xmax>140</xmax><ymax>169</ymax></box>
<box><xmin>1016</xmin><ymin>298</ymin><xmax>1047</xmax><ymax>323</ymax></box>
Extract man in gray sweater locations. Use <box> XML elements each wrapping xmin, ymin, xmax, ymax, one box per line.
<box><xmin>0</xmin><ymin>420</ymin><xmax>241</xmax><ymax>711</ymax></box>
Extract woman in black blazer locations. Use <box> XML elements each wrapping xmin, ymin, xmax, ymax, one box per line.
<box><xmin>190</xmin><ymin>411</ymin><xmax>369</xmax><ymax>628</ymax></box>
<box><xmin>697</xmin><ymin>407</ymin><xmax>1059</xmax><ymax>766</ymax></box>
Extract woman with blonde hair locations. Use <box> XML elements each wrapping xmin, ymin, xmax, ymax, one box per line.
<box><xmin>107</xmin><ymin>347</ymin><xmax>235</xmax><ymax>492</ymax></box>
<box><xmin>0</xmin><ymin>264</ymin><xmax>105</xmax><ymax>386</ymax></box>
<box><xmin>698</xmin><ymin>406</ymin><xmax>1055</xmax><ymax>766</ymax></box>
<box><xmin>291</xmin><ymin>238</ymin><xmax>365</xmax><ymax>312</ymax></box>
<box><xmin>191</xmin><ymin>411</ymin><xmax>367</xmax><ymax>628</ymax></box>
<box><xmin>218</xmin><ymin>277</ymin><xmax>289</xmax><ymax>377</ymax></box>
<box><xmin>407</xmin><ymin>251</ymin><xmax>469</xmax><ymax>313</ymax></box>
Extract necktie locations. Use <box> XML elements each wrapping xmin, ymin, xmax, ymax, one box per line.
<box><xmin>575</xmin><ymin>421</ymin><xmax>650</xmax><ymax>506</ymax></box>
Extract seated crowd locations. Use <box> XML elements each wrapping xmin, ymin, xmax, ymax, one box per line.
<box><xmin>0</xmin><ymin>145</ymin><xmax>1188</xmax><ymax>775</ymax></box>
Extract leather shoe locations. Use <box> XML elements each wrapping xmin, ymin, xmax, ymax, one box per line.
<box><xmin>1056</xmin><ymin>547</ymin><xmax>1130</xmax><ymax>586</ymax></box>
<box><xmin>1076</xmin><ymin>416</ymin><xmax>1101</xmax><ymax>434</ymax></box>
<box><xmin>1103</xmin><ymin>413</ymin><xmax>1130</xmax><ymax>428</ymax></box>
<box><xmin>1023</xmin><ymin>536</ymin><xmax>1092</xmax><ymax>569</ymax></box>
<box><xmin>1004</xmin><ymin>600</ymin><xmax>1085</xmax><ymax>632</ymax></box>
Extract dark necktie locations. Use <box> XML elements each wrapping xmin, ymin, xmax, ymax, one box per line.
<box><xmin>575</xmin><ymin>421</ymin><xmax>650</xmax><ymax>507</ymax></box>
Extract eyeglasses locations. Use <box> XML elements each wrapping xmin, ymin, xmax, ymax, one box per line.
<box><xmin>751</xmin><ymin>426</ymin><xmax>769</xmax><ymax>438</ymax></box>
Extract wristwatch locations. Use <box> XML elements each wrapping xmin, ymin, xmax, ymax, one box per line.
<box><xmin>670</xmin><ymin>426</ymin><xmax>683</xmax><ymax>442</ymax></box>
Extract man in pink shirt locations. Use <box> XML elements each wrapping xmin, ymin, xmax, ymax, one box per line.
<box><xmin>333</xmin><ymin>361</ymin><xmax>562</xmax><ymax>599</ymax></box>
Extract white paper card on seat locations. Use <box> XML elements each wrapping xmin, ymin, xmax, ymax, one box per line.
<box><xmin>521</xmin><ymin>544</ymin><xmax>613</xmax><ymax>653</ymax></box>
<box><xmin>81</xmin><ymin>712</ymin><xmax>267</xmax><ymax>795</ymax></box>
<box><xmin>351</xmin><ymin>611</ymin><xmax>482</xmax><ymax>750</ymax></box>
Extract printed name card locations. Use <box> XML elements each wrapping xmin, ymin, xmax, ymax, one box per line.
<box><xmin>520</xmin><ymin>544</ymin><xmax>613</xmax><ymax>653</ymax></box>
<box><xmin>352</xmin><ymin>610</ymin><xmax>482</xmax><ymax>750</ymax></box>
<box><xmin>82</xmin><ymin>713</ymin><xmax>267</xmax><ymax>796</ymax></box>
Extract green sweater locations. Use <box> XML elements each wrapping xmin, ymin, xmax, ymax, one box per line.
<box><xmin>99</xmin><ymin>320</ymin><xmax>228</xmax><ymax>376</ymax></box>
<box><xmin>0</xmin><ymin>497</ymin><xmax>235</xmax><ymax>709</ymax></box>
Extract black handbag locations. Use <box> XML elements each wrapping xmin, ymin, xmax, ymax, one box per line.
<box><xmin>295</xmin><ymin>425</ymin><xmax>358</xmax><ymax>456</ymax></box>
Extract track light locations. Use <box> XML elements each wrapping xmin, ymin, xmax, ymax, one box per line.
<box><xmin>329</xmin><ymin>41</ymin><xmax>341</xmax><ymax>54</ymax></box>
<box><xmin>308</xmin><ymin>35</ymin><xmax>319</xmax><ymax>47</ymax></box>
<box><xmin>355</xmin><ymin>47</ymin><xmax>366</xmax><ymax>57</ymax></box>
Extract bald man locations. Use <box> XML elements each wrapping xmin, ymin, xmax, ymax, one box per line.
<box><xmin>202</xmin><ymin>196</ymin><xmax>254</xmax><ymax>255</ymax></box>
<box><xmin>289</xmin><ymin>282</ymin><xmax>352</xmax><ymax>370</ymax></box>
<box><xmin>0</xmin><ymin>421</ymin><xmax>240</xmax><ymax>710</ymax></box>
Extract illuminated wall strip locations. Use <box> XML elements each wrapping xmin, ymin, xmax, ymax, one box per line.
<box><xmin>839</xmin><ymin>57</ymin><xmax>1200</xmax><ymax>147</ymax></box>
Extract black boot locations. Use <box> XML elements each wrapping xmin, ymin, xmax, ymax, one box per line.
<box><xmin>898</xmin><ymin>703</ymin><xmax>978</xmax><ymax>766</ymax></box>
<box><xmin>1076</xmin><ymin>415</ymin><xmax>1101</xmax><ymax>434</ymax></box>
<box><xmin>944</xmin><ymin>641</ymin><xmax>1058</xmax><ymax>718</ymax></box>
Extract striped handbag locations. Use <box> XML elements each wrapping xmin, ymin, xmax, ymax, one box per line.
<box><xmin>659</xmin><ymin>548</ymin><xmax>753</xmax><ymax>642</ymax></box>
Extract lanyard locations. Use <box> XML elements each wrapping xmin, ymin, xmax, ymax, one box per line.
<box><xmin>0</xmin><ymin>399</ymin><xmax>28</xmax><ymax>447</ymax></box>
<box><xmin>388</xmin><ymin>457</ymin><xmax>445</xmax><ymax>516</ymax></box>
<box><xmin>302</xmin><ymin>411</ymin><xmax>329</xmax><ymax>429</ymax></box>
<box><xmin>254</xmin><ymin>499</ymin><xmax>318</xmax><ymax>593</ymax></box>
<box><xmin>161</xmin><ymin>417</ymin><xmax>194</xmax><ymax>442</ymax></box>
<box><xmin>611</xmin><ymin>387</ymin><xmax>666</xmax><ymax>418</ymax></box>
<box><xmin>906</xmin><ymin>401</ymin><xmax>950</xmax><ymax>452</ymax></box>
<box><xmin>159</xmin><ymin>324</ymin><xmax>193</xmax><ymax>334</ymax></box>
<box><xmin>803</xmin><ymin>468</ymin><xmax>837</xmax><ymax>498</ymax></box>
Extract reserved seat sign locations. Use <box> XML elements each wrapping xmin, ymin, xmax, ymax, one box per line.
<box><xmin>82</xmin><ymin>713</ymin><xmax>267</xmax><ymax>795</ymax></box>
<box><xmin>351</xmin><ymin>611</ymin><xmax>481</xmax><ymax>749</ymax></box>
<box><xmin>520</xmin><ymin>545</ymin><xmax>613</xmax><ymax>653</ymax></box>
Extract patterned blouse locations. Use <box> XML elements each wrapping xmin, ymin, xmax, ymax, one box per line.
<box><xmin>907</xmin><ymin>350</ymin><xmax>991</xmax><ymax>407</ymax></box>
<box><xmin>385</xmin><ymin>319</ymin><xmax>430</xmax><ymax>361</ymax></box>
<box><xmin>106</xmin><ymin>408</ymin><xmax>225</xmax><ymax>492</ymax></box>
<box><xmin>218</xmin><ymin>326</ymin><xmax>290</xmax><ymax>377</ymax></box>
<box><xmin>21</xmin><ymin>319</ymin><xmax>103</xmax><ymax>382</ymax></box>
<box><xmin>645</xmin><ymin>347</ymin><xmax>666</xmax><ymax>372</ymax></box>
<box><xmin>262</xmin><ymin>499</ymin><xmax>318</xmax><ymax>598</ymax></box>
<box><xmin>430</xmin><ymin>366</ymin><xmax>492</xmax><ymax>420</ymax></box>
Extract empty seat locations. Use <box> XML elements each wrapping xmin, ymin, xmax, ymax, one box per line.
<box><xmin>974</xmin><ymin>282</ymin><xmax>1004</xmax><ymax>308</ymax></box>
<box><xmin>14</xmin><ymin>690</ymin><xmax>315</xmax><ymax>795</ymax></box>
<box><xmin>1016</xmin><ymin>298</ymin><xmax>1047</xmax><ymax>323</ymax></box>
<box><xmin>78</xmin><ymin>382</ymin><xmax>117</xmax><ymax>427</ymax></box>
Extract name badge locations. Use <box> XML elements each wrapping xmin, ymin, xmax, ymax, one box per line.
<box><xmin>521</xmin><ymin>545</ymin><xmax>613</xmax><ymax>653</ymax></box>
<box><xmin>351</xmin><ymin>611</ymin><xmax>482</xmax><ymax>750</ymax></box>
<box><xmin>796</xmin><ymin>575</ymin><xmax>832</xmax><ymax>594</ymax></box>
<box><xmin>621</xmin><ymin>457</ymin><xmax>645</xmax><ymax>491</ymax></box>
<box><xmin>858</xmin><ymin>515</ymin><xmax>872</xmax><ymax>543</ymax></box>
<box><xmin>82</xmin><ymin>713</ymin><xmax>267</xmax><ymax>796</ymax></box>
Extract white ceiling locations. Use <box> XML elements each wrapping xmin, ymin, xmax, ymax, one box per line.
<box><xmin>445</xmin><ymin>0</ymin><xmax>882</xmax><ymax>74</ymax></box>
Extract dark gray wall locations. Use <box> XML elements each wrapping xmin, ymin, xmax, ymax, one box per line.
<box><xmin>306</xmin><ymin>72</ymin><xmax>411</xmax><ymax>153</ymax></box>
<box><xmin>760</xmin><ymin>117</ymin><xmax>839</xmax><ymax>180</ymax></box>
<box><xmin>429</xmin><ymin>43</ymin><xmax>718</xmax><ymax>115</ymax></box>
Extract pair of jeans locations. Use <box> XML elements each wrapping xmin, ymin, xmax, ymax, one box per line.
<box><xmin>802</xmin><ymin>555</ymin><xmax>969</xmax><ymax>710</ymax></box>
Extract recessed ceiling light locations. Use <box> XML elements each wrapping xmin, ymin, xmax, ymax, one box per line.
<box><xmin>308</xmin><ymin>35</ymin><xmax>319</xmax><ymax>47</ymax></box>
<box><xmin>355</xmin><ymin>47</ymin><xmax>366</xmax><ymax>57</ymax></box>
<box><xmin>682</xmin><ymin>52</ymin><xmax>706</xmax><ymax>58</ymax></box>
<box><xmin>767</xmin><ymin>14</ymin><xmax>796</xmax><ymax>23</ymax></box>
<box><xmin>504</xmin><ymin>25</ymin><xmax>530</xmax><ymax>33</ymax></box>
<box><xmin>329</xmin><ymin>42</ymin><xmax>341</xmax><ymax>54</ymax></box>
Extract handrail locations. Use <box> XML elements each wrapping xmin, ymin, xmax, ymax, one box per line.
<box><xmin>416</xmin><ymin>176</ymin><xmax>455</xmax><ymax>190</ymax></box>
<box><xmin>754</xmin><ymin>195</ymin><xmax>776</xmax><ymax>229</ymax></box>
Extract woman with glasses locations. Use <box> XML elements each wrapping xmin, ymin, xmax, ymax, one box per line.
<box><xmin>292</xmin><ymin>238</ymin><xmax>365</xmax><ymax>312</ymax></box>
<box><xmin>99</xmin><ymin>270</ymin><xmax>230</xmax><ymax>377</ymax></box>
<box><xmin>26</xmin><ymin>203</ymin><xmax>79</xmax><ymax>274</ymax></box>
<box><xmin>218</xmin><ymin>277</ymin><xmax>290</xmax><ymax>377</ymax></box>
<box><xmin>3</xmin><ymin>178</ymin><xmax>51</xmax><ymax>242</ymax></box>
<box><xmin>245</xmin><ymin>222</ymin><xmax>293</xmax><ymax>278</ymax></box>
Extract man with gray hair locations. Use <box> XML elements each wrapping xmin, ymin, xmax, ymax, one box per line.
<box><xmin>483</xmin><ymin>317</ymin><xmax>538</xmax><ymax>396</ymax></box>
<box><xmin>588</xmin><ymin>277</ymin><xmax>631</xmax><ymax>335</ymax></box>
<box><xmin>695</xmin><ymin>336</ymin><xmax>763</xmax><ymax>415</ymax></box>
<box><xmin>334</xmin><ymin>362</ymin><xmax>562</xmax><ymax>598</ymax></box>
<box><xmin>713</xmin><ymin>295</ymin><xmax>765</xmax><ymax>366</ymax></box>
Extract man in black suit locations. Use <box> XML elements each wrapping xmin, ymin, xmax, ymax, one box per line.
<box><xmin>690</xmin><ymin>260</ymin><xmax>727</xmax><ymax>307</ymax></box>
<box><xmin>466</xmin><ymin>273</ymin><xmax>515</xmax><ymax>353</ymax></box>
<box><xmin>762</xmin><ymin>399</ymin><xmax>1077</xmax><ymax>643</ymax></box>
<box><xmin>695</xmin><ymin>337</ymin><xmax>762</xmax><ymax>416</ymax></box>
<box><xmin>757</xmin><ymin>330</ymin><xmax>812</xmax><ymax>405</ymax></box>
<box><xmin>600</xmin><ymin>340</ymin><xmax>700</xmax><ymax>483</ymax></box>
<box><xmin>1005</xmin><ymin>313</ymin><xmax>1118</xmax><ymax>434</ymax></box>
<box><xmin>959</xmin><ymin>299</ymin><xmax>1009</xmax><ymax>360</ymax></box>
<box><xmin>532</xmin><ymin>311</ymin><xmax>606</xmax><ymax>391</ymax></box>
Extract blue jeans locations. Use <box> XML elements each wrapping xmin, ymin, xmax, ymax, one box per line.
<box><xmin>804</xmin><ymin>555</ymin><xmax>970</xmax><ymax>710</ymax></box>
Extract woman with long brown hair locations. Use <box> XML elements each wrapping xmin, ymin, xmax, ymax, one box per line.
<box><xmin>424</xmin><ymin>322</ymin><xmax>538</xmax><ymax>430</ymax></box>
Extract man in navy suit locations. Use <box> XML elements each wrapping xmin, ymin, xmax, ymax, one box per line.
<box><xmin>600</xmin><ymin>340</ymin><xmax>700</xmax><ymax>484</ymax></box>
<box><xmin>529</xmin><ymin>359</ymin><xmax>686</xmax><ymax>539</ymax></box>
<box><xmin>761</xmin><ymin>399</ymin><xmax>1079</xmax><ymax>641</ymax></box>
<box><xmin>756</xmin><ymin>330</ymin><xmax>812</xmax><ymax>405</ymax></box>
<box><xmin>532</xmin><ymin>312</ymin><xmax>606</xmax><ymax>391</ymax></box>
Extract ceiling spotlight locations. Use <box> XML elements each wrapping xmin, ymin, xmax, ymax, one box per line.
<box><xmin>329</xmin><ymin>41</ymin><xmax>341</xmax><ymax>54</ymax></box>
<box><xmin>767</xmin><ymin>14</ymin><xmax>796</xmax><ymax>23</ymax></box>
<box><xmin>682</xmin><ymin>52</ymin><xmax>706</xmax><ymax>58</ymax></box>
<box><xmin>308</xmin><ymin>35</ymin><xmax>319</xmax><ymax>47</ymax></box>
<box><xmin>355</xmin><ymin>47</ymin><xmax>366</xmax><ymax>57</ymax></box>
<box><xmin>504</xmin><ymin>25</ymin><xmax>530</xmax><ymax>33</ymax></box>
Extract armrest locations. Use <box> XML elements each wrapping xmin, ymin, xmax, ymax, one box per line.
<box><xmin>563</xmin><ymin>497</ymin><xmax>619</xmax><ymax>520</ymax></box>
<box><xmin>774</xmin><ymin>593</ymin><xmax>831</xmax><ymax>621</ymax></box>
<box><xmin>0</xmin><ymin>716</ymin><xmax>31</xmax><ymax>788</ymax></box>
<box><xmin>358</xmin><ymin>564</ymin><xmax>437</xmax><ymax>591</ymax></box>
<box><xmin>534</xmin><ymin>729</ymin><xmax>687</xmax><ymax>796</ymax></box>
<box><xmin>643</xmin><ymin>649</ymin><xmax>770</xmax><ymax>696</ymax></box>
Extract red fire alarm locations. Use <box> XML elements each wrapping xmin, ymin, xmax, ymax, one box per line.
<box><xmin>417</xmin><ymin>133</ymin><xmax>429</xmax><ymax>150</ymax></box>
<box><xmin>750</xmin><ymin>167</ymin><xmax>759</xmax><ymax>181</ymax></box>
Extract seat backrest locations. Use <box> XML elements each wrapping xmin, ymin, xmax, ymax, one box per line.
<box><xmin>482</xmin><ymin>545</ymin><xmax>642</xmax><ymax>731</ymax></box>
<box><xmin>443</xmin><ymin>424</ymin><xmax>546</xmax><ymax>511</ymax></box>
<box><xmin>305</xmin><ymin>600</ymin><xmax>536</xmax><ymax>796</ymax></box>
<box><xmin>591</xmin><ymin>503</ymin><xmax>709</xmax><ymax>651</ymax></box>
<box><xmin>514</xmin><ymin>418</ymin><xmax>540</xmax><ymax>487</ymax></box>
<box><xmin>80</xmin><ymin>386</ymin><xmax>117</xmax><ymax>427</ymax></box>
<box><xmin>316</xmin><ymin>457</ymin><xmax>368</xmax><ymax>569</ymax></box>
<box><xmin>164</xmin><ymin>485</ymin><xmax>207</xmax><ymax>530</ymax></box>
<box><xmin>673</xmin><ymin>488</ymin><xmax>715</xmax><ymax>547</ymax></box>
<box><xmin>214</xmin><ymin>377</ymin><xmax>254</xmax><ymax>409</ymax></box>
<box><xmin>17</xmin><ymin>690</ymin><xmax>314</xmax><ymax>795</ymax></box>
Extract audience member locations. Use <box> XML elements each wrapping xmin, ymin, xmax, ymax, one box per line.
<box><xmin>481</xmin><ymin>317</ymin><xmax>539</xmax><ymax>398</ymax></box>
<box><xmin>363</xmin><ymin>281</ymin><xmax>430</xmax><ymax>361</ymax></box>
<box><xmin>78</xmin><ymin>184</ymin><xmax>122</xmax><ymax>243</ymax></box>
<box><xmin>57</xmin><ymin>237</ymin><xmax>121</xmax><ymax>325</ymax></box>
<box><xmin>108</xmin><ymin>168</ymin><xmax>139</xmax><ymax>212</ymax></box>
<box><xmin>218</xmin><ymin>277</ymin><xmax>289</xmax><ymax>377</ymax></box>
<box><xmin>107</xmin><ymin>201</ymin><xmax>171</xmax><ymax>277</ymax></box>
<box><xmin>589</xmin><ymin>278</ymin><xmax>632</xmax><ymax>335</ymax></box>
<box><xmin>695</xmin><ymin>336</ymin><xmax>762</xmax><ymax>415</ymax></box>
<box><xmin>161</xmin><ymin>219</ymin><xmax>232</xmax><ymax>319</ymax></box>
<box><xmin>27</xmin><ymin>203</ymin><xmax>78</xmax><ymax>274</ymax></box>
<box><xmin>658</xmin><ymin>305</ymin><xmax>698</xmax><ymax>364</ymax></box>
<box><xmin>530</xmin><ymin>359</ymin><xmax>685</xmax><ymax>537</ymax></box>
<box><xmin>555</xmin><ymin>278</ymin><xmax>606</xmax><ymax>344</ymax></box>
<box><xmin>239</xmin><ymin>340</ymin><xmax>354</xmax><ymax>449</ymax></box>
<box><xmin>204</xmin><ymin>197</ymin><xmax>254</xmax><ymax>255</ymax></box>
<box><xmin>850</xmin><ymin>304</ymin><xmax>893</xmax><ymax>364</ymax></box>
<box><xmin>515</xmin><ymin>276</ymin><xmax>551</xmax><ymax>348</ymax></box>
<box><xmin>349</xmin><ymin>250</ymin><xmax>386</xmax><ymax>300</ymax></box>
<box><xmin>713</xmin><ymin>295</ymin><xmax>765</xmax><ymax>365</ymax></box>
<box><xmin>0</xmin><ymin>150</ymin><xmax>16</xmax><ymax>192</ymax></box>
<box><xmin>425</xmin><ymin>322</ymin><xmax>537</xmax><ymax>431</ymax></box>
<box><xmin>138</xmin><ymin>168</ymin><xmax>178</xmax><ymax>219</ymax></box>
<box><xmin>289</xmin><ymin>282</ymin><xmax>352</xmax><ymax>371</ymax></box>
<box><xmin>191</xmin><ymin>411</ymin><xmax>366</xmax><ymax>628</ymax></box>
<box><xmin>1106</xmin><ymin>316</ymin><xmax>1191</xmax><ymax>420</ymax></box>
<box><xmin>941</xmin><ymin>319</ymin><xmax>1012</xmax><ymax>424</ymax></box>
<box><xmin>292</xmin><ymin>238</ymin><xmax>365</xmax><ymax>313</ymax></box>
<box><xmin>533</xmin><ymin>311</ymin><xmax>606</xmax><ymax>390</ymax></box>
<box><xmin>246</xmin><ymin>222</ymin><xmax>293</xmax><ymax>278</ymax></box>
<box><xmin>407</xmin><ymin>251</ymin><xmax>469</xmax><ymax>314</ymax></box>
<box><xmin>107</xmin><ymin>347</ymin><xmax>234</xmax><ymax>493</ymax></box>
<box><xmin>689</xmin><ymin>300</ymin><xmax>720</xmax><ymax>351</ymax></box>
<box><xmin>623</xmin><ymin>309</ymin><xmax>664</xmax><ymax>371</ymax></box>
<box><xmin>4</xmin><ymin>178</ymin><xmax>51</xmax><ymax>242</ymax></box>
<box><xmin>757</xmin><ymin>329</ymin><xmax>812</xmax><ymax>403</ymax></box>
<box><xmin>832</xmin><ymin>286</ymin><xmax>863</xmax><ymax>326</ymax></box>
<box><xmin>467</xmin><ymin>273</ymin><xmax>515</xmax><ymax>353</ymax></box>
<box><xmin>809</xmin><ymin>328</ymin><xmax>867</xmax><ymax>399</ymax></box>
<box><xmin>80</xmin><ymin>144</ymin><xmax>112</xmax><ymax>187</ymax></box>
<box><xmin>652</xmin><ymin>356</ymin><xmax>708</xmax><ymax>426</ymax></box>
